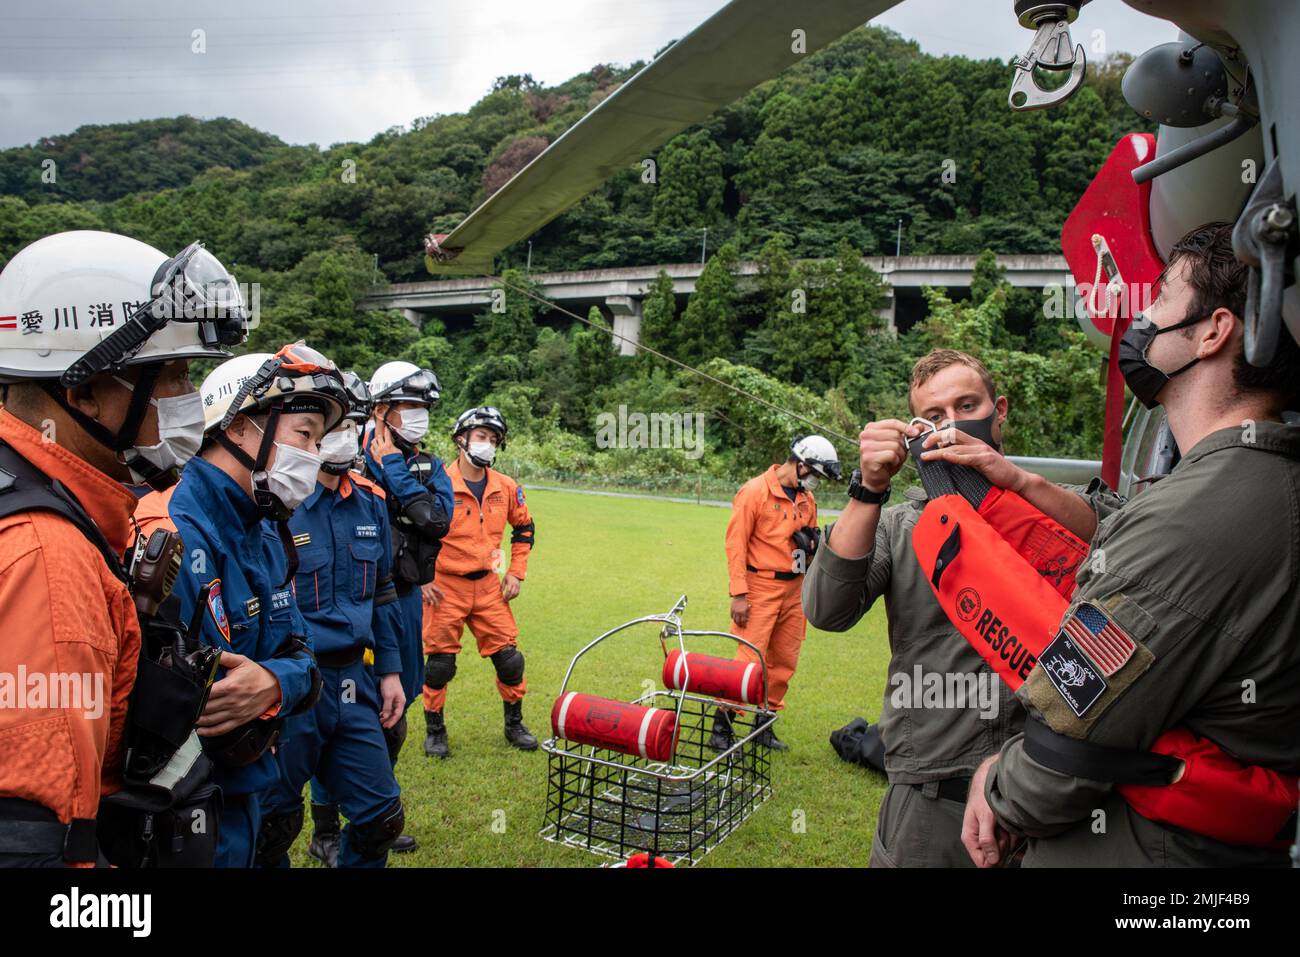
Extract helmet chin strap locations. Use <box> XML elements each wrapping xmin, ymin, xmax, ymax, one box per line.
<box><xmin>40</xmin><ymin>364</ymin><xmax>170</xmax><ymax>487</ymax></box>
<box><xmin>212</xmin><ymin>404</ymin><xmax>299</xmax><ymax>584</ymax></box>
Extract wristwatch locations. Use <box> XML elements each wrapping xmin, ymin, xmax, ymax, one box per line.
<box><xmin>847</xmin><ymin>469</ymin><xmax>891</xmax><ymax>506</ymax></box>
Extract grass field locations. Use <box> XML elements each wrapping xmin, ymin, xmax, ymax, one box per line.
<box><xmin>289</xmin><ymin>487</ymin><xmax>891</xmax><ymax>867</ymax></box>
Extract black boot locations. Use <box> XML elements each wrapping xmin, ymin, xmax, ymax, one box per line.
<box><xmin>752</xmin><ymin>711</ymin><xmax>788</xmax><ymax>751</ymax></box>
<box><xmin>706</xmin><ymin>709</ymin><xmax>735</xmax><ymax>752</ymax></box>
<box><xmin>391</xmin><ymin>833</ymin><xmax>418</xmax><ymax>853</ymax></box>
<box><xmin>307</xmin><ymin>802</ymin><xmax>341</xmax><ymax>868</ymax></box>
<box><xmin>503</xmin><ymin>701</ymin><xmax>538</xmax><ymax>751</ymax></box>
<box><xmin>424</xmin><ymin>709</ymin><xmax>449</xmax><ymax>759</ymax></box>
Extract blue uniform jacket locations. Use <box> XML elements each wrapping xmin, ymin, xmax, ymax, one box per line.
<box><xmin>361</xmin><ymin>436</ymin><xmax>453</xmax><ymax>520</ymax></box>
<box><xmin>168</xmin><ymin>456</ymin><xmax>318</xmax><ymax>796</ymax></box>
<box><xmin>360</xmin><ymin>433</ymin><xmax>452</xmax><ymax>703</ymax></box>
<box><xmin>287</xmin><ymin>473</ymin><xmax>402</xmax><ymax>675</ymax></box>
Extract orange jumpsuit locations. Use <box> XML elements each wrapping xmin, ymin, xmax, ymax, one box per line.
<box><xmin>725</xmin><ymin>465</ymin><xmax>817</xmax><ymax>712</ymax></box>
<box><xmin>134</xmin><ymin>483</ymin><xmax>175</xmax><ymax>535</ymax></box>
<box><xmin>421</xmin><ymin>459</ymin><xmax>533</xmax><ymax>712</ymax></box>
<box><xmin>0</xmin><ymin>410</ymin><xmax>140</xmax><ymax>852</ymax></box>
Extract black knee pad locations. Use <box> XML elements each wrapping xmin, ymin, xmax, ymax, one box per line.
<box><xmin>349</xmin><ymin>798</ymin><xmax>405</xmax><ymax>861</ymax></box>
<box><xmin>424</xmin><ymin>652</ymin><xmax>457</xmax><ymax>690</ymax></box>
<box><xmin>310</xmin><ymin>802</ymin><xmax>341</xmax><ymax>836</ymax></box>
<box><xmin>490</xmin><ymin>646</ymin><xmax>525</xmax><ymax>686</ymax></box>
<box><xmin>255</xmin><ymin>807</ymin><xmax>304</xmax><ymax>867</ymax></box>
<box><xmin>383</xmin><ymin>712</ymin><xmax>408</xmax><ymax>765</ymax></box>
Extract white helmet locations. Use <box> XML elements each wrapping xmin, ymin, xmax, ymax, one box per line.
<box><xmin>0</xmin><ymin>230</ymin><xmax>247</xmax><ymax>385</ymax></box>
<box><xmin>201</xmin><ymin>352</ymin><xmax>274</xmax><ymax>433</ymax></box>
<box><xmin>201</xmin><ymin>343</ymin><xmax>348</xmax><ymax>436</ymax></box>
<box><xmin>201</xmin><ymin>342</ymin><xmax>349</xmax><ymax>525</ymax></box>
<box><xmin>369</xmin><ymin>360</ymin><xmax>440</xmax><ymax>406</ymax></box>
<box><xmin>791</xmin><ymin>434</ymin><xmax>842</xmax><ymax>481</ymax></box>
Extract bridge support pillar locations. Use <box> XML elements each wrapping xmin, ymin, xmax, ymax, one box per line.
<box><xmin>402</xmin><ymin>308</ymin><xmax>424</xmax><ymax>328</ymax></box>
<box><xmin>605</xmin><ymin>295</ymin><xmax>642</xmax><ymax>356</ymax></box>
<box><xmin>878</xmin><ymin>284</ymin><xmax>897</xmax><ymax>332</ymax></box>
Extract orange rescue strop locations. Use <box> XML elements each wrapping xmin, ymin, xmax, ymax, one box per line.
<box><xmin>911</xmin><ymin>470</ymin><xmax>1297</xmax><ymax>849</ymax></box>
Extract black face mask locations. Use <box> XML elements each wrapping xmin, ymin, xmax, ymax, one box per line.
<box><xmin>1118</xmin><ymin>312</ymin><xmax>1207</xmax><ymax>409</ymax></box>
<box><xmin>950</xmin><ymin>407</ymin><xmax>1001</xmax><ymax>451</ymax></box>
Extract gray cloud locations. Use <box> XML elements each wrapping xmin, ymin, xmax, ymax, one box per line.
<box><xmin>0</xmin><ymin>0</ymin><xmax>1179</xmax><ymax>150</ymax></box>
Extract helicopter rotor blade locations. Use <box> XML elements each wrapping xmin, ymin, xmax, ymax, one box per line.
<box><xmin>424</xmin><ymin>0</ymin><xmax>901</xmax><ymax>275</ymax></box>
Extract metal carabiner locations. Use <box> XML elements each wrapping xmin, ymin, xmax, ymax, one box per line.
<box><xmin>909</xmin><ymin>416</ymin><xmax>938</xmax><ymax>437</ymax></box>
<box><xmin>1008</xmin><ymin>16</ymin><xmax>1086</xmax><ymax>111</ymax></box>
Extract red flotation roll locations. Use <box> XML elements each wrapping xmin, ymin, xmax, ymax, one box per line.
<box><xmin>662</xmin><ymin>649</ymin><xmax>763</xmax><ymax>705</ymax></box>
<box><xmin>551</xmin><ymin>692</ymin><xmax>679</xmax><ymax>762</ymax></box>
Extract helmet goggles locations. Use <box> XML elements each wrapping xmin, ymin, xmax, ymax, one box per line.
<box><xmin>372</xmin><ymin>367</ymin><xmax>440</xmax><ymax>405</ymax></box>
<box><xmin>61</xmin><ymin>241</ymin><xmax>249</xmax><ymax>388</ymax></box>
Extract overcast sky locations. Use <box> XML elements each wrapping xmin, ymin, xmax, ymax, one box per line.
<box><xmin>0</xmin><ymin>0</ymin><xmax>1179</xmax><ymax>150</ymax></box>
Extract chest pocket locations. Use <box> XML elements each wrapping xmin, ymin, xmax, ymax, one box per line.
<box><xmin>482</xmin><ymin>490</ymin><xmax>508</xmax><ymax>533</ymax></box>
<box><xmin>350</xmin><ymin>539</ymin><xmax>384</xmax><ymax>603</ymax></box>
<box><xmin>291</xmin><ymin>546</ymin><xmax>331</xmax><ymax>613</ymax></box>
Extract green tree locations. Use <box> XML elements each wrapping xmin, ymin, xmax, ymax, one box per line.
<box><xmin>638</xmin><ymin>270</ymin><xmax>678</xmax><ymax>358</ymax></box>
<box><xmin>478</xmin><ymin>267</ymin><xmax>542</xmax><ymax>360</ymax></box>
<box><xmin>768</xmin><ymin>240</ymin><xmax>886</xmax><ymax>393</ymax></box>
<box><xmin>652</xmin><ymin>130</ymin><xmax>725</xmax><ymax>231</ymax></box>
<box><xmin>676</xmin><ymin>243</ymin><xmax>740</xmax><ymax>365</ymax></box>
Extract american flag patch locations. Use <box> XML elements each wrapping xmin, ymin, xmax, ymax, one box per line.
<box><xmin>1061</xmin><ymin>602</ymin><xmax>1136</xmax><ymax>676</ymax></box>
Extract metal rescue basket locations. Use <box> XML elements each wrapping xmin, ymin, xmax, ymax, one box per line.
<box><xmin>540</xmin><ymin>595</ymin><xmax>775</xmax><ymax>866</ymax></box>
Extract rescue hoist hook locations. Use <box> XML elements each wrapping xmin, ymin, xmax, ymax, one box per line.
<box><xmin>1008</xmin><ymin>2</ymin><xmax>1087</xmax><ymax>112</ymax></box>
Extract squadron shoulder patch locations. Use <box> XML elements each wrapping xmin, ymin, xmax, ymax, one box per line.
<box><xmin>1040</xmin><ymin>631</ymin><xmax>1106</xmax><ymax>718</ymax></box>
<box><xmin>206</xmin><ymin>579</ymin><xmax>231</xmax><ymax>644</ymax></box>
<box><xmin>1039</xmin><ymin>602</ymin><xmax>1136</xmax><ymax>718</ymax></box>
<box><xmin>516</xmin><ymin>486</ymin><xmax>525</xmax><ymax>506</ymax></box>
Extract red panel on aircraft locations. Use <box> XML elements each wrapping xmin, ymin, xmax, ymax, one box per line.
<box><xmin>1061</xmin><ymin>134</ymin><xmax>1166</xmax><ymax>491</ymax></box>
<box><xmin>1061</xmin><ymin>133</ymin><xmax>1165</xmax><ymax>338</ymax></box>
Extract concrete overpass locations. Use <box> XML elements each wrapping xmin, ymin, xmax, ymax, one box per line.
<box><xmin>358</xmin><ymin>254</ymin><xmax>1073</xmax><ymax>355</ymax></box>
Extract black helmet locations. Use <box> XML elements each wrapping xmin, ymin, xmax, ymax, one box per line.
<box><xmin>452</xmin><ymin>406</ymin><xmax>508</xmax><ymax>450</ymax></box>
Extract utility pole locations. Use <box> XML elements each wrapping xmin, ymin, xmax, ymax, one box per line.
<box><xmin>896</xmin><ymin>219</ymin><xmax>903</xmax><ymax>257</ymax></box>
<box><xmin>701</xmin><ymin>227</ymin><xmax>708</xmax><ymax>265</ymax></box>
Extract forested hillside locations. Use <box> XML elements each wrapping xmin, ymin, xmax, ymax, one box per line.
<box><xmin>0</xmin><ymin>25</ymin><xmax>1148</xmax><ymax>487</ymax></box>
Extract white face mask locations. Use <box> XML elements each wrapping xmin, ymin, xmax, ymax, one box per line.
<box><xmin>798</xmin><ymin>472</ymin><xmax>820</xmax><ymax>492</ymax></box>
<box><xmin>114</xmin><ymin>378</ymin><xmax>205</xmax><ymax>484</ymax></box>
<box><xmin>250</xmin><ymin>420</ymin><xmax>322</xmax><ymax>512</ymax></box>
<box><xmin>320</xmin><ymin>422</ymin><xmax>360</xmax><ymax>466</ymax></box>
<box><xmin>466</xmin><ymin>440</ymin><xmax>497</xmax><ymax>468</ymax></box>
<box><xmin>393</xmin><ymin>407</ymin><xmax>429</xmax><ymax>443</ymax></box>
